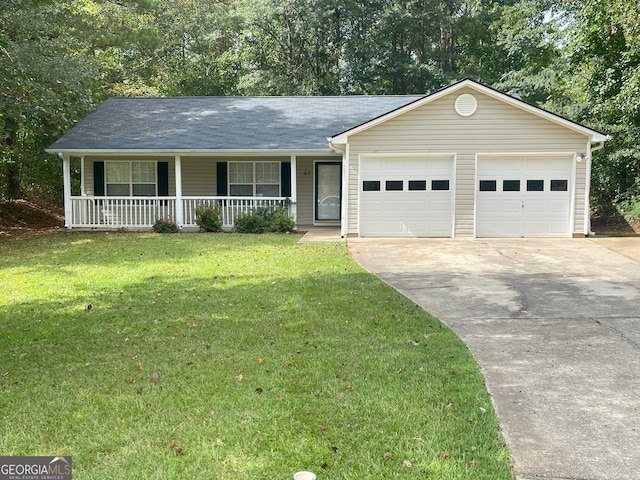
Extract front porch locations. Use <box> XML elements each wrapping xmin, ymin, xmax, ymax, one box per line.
<box><xmin>60</xmin><ymin>154</ymin><xmax>343</xmax><ymax>231</ymax></box>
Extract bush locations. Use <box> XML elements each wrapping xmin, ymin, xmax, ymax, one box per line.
<box><xmin>153</xmin><ymin>218</ymin><xmax>179</xmax><ymax>233</ymax></box>
<box><xmin>195</xmin><ymin>204</ymin><xmax>222</xmax><ymax>232</ymax></box>
<box><xmin>269</xmin><ymin>209</ymin><xmax>296</xmax><ymax>233</ymax></box>
<box><xmin>234</xmin><ymin>206</ymin><xmax>295</xmax><ymax>234</ymax></box>
<box><xmin>234</xmin><ymin>210</ymin><xmax>270</xmax><ymax>233</ymax></box>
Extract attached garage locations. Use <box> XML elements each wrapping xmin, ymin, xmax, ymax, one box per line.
<box><xmin>331</xmin><ymin>79</ymin><xmax>608</xmax><ymax>239</ymax></box>
<box><xmin>476</xmin><ymin>156</ymin><xmax>574</xmax><ymax>237</ymax></box>
<box><xmin>359</xmin><ymin>155</ymin><xmax>454</xmax><ymax>237</ymax></box>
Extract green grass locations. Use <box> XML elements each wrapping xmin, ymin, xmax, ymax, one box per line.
<box><xmin>0</xmin><ymin>233</ymin><xmax>513</xmax><ymax>479</ymax></box>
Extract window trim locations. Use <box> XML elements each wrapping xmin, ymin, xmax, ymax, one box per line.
<box><xmin>228</xmin><ymin>161</ymin><xmax>281</xmax><ymax>197</ymax></box>
<box><xmin>105</xmin><ymin>160</ymin><xmax>157</xmax><ymax>197</ymax></box>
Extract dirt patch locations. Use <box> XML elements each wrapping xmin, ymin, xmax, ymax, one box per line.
<box><xmin>0</xmin><ymin>200</ymin><xmax>65</xmax><ymax>237</ymax></box>
<box><xmin>591</xmin><ymin>213</ymin><xmax>640</xmax><ymax>236</ymax></box>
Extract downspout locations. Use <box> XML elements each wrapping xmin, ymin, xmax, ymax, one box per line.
<box><xmin>329</xmin><ymin>140</ymin><xmax>347</xmax><ymax>238</ymax></box>
<box><xmin>585</xmin><ymin>141</ymin><xmax>606</xmax><ymax>236</ymax></box>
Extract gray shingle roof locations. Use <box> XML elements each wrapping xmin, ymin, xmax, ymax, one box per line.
<box><xmin>48</xmin><ymin>95</ymin><xmax>423</xmax><ymax>152</ymax></box>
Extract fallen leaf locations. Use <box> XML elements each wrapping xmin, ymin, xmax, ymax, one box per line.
<box><xmin>137</xmin><ymin>359</ymin><xmax>142</xmax><ymax>370</ymax></box>
<box><xmin>150</xmin><ymin>372</ymin><xmax>160</xmax><ymax>384</ymax></box>
<box><xmin>212</xmin><ymin>358</ymin><xmax>218</xmax><ymax>363</ymax></box>
<box><xmin>186</xmin><ymin>361</ymin><xmax>193</xmax><ymax>366</ymax></box>
<box><xmin>255</xmin><ymin>387</ymin><xmax>263</xmax><ymax>394</ymax></box>
<box><xmin>128</xmin><ymin>377</ymin><xmax>135</xmax><ymax>384</ymax></box>
<box><xmin>443</xmin><ymin>451</ymin><xmax>451</xmax><ymax>460</ymax></box>
<box><xmin>171</xmin><ymin>439</ymin><xmax>183</xmax><ymax>455</ymax></box>
<box><xmin>2</xmin><ymin>372</ymin><xmax>9</xmax><ymax>377</ymax></box>
<box><xmin>451</xmin><ymin>370</ymin><xmax>458</xmax><ymax>376</ymax></box>
<box><xmin>383</xmin><ymin>452</ymin><xmax>392</xmax><ymax>459</ymax></box>
<box><xmin>258</xmin><ymin>358</ymin><xmax>264</xmax><ymax>363</ymax></box>
<box><xmin>235</xmin><ymin>374</ymin><xmax>244</xmax><ymax>382</ymax></box>
<box><xmin>446</xmin><ymin>401</ymin><xmax>453</xmax><ymax>409</ymax></box>
<box><xmin>403</xmin><ymin>460</ymin><xmax>412</xmax><ymax>468</ymax></box>
<box><xmin>318</xmin><ymin>424</ymin><xmax>326</xmax><ymax>431</ymax></box>
<box><xmin>468</xmin><ymin>460</ymin><xmax>476</xmax><ymax>467</ymax></box>
<box><xmin>330</xmin><ymin>446</ymin><xmax>338</xmax><ymax>453</ymax></box>
<box><xmin>136</xmin><ymin>387</ymin><xmax>143</xmax><ymax>395</ymax></box>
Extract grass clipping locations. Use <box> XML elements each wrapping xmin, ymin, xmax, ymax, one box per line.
<box><xmin>0</xmin><ymin>234</ymin><xmax>513</xmax><ymax>479</ymax></box>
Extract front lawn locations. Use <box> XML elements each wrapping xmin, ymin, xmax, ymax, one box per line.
<box><xmin>0</xmin><ymin>233</ymin><xmax>513</xmax><ymax>479</ymax></box>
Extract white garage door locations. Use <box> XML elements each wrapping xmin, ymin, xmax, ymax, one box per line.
<box><xmin>476</xmin><ymin>157</ymin><xmax>573</xmax><ymax>238</ymax></box>
<box><xmin>360</xmin><ymin>156</ymin><xmax>454</xmax><ymax>237</ymax></box>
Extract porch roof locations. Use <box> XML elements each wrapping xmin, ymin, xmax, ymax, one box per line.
<box><xmin>47</xmin><ymin>95</ymin><xmax>422</xmax><ymax>154</ymax></box>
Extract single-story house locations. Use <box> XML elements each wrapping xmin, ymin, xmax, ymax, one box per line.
<box><xmin>47</xmin><ymin>78</ymin><xmax>608</xmax><ymax>238</ymax></box>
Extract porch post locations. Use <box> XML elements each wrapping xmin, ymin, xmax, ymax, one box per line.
<box><xmin>62</xmin><ymin>154</ymin><xmax>73</xmax><ymax>229</ymax></box>
<box><xmin>174</xmin><ymin>155</ymin><xmax>183</xmax><ymax>228</ymax></box>
<box><xmin>80</xmin><ymin>156</ymin><xmax>86</xmax><ymax>196</ymax></box>
<box><xmin>290</xmin><ymin>155</ymin><xmax>297</xmax><ymax>223</ymax></box>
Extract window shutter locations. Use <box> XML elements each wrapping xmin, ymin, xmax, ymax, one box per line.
<box><xmin>157</xmin><ymin>162</ymin><xmax>169</xmax><ymax>196</ymax></box>
<box><xmin>217</xmin><ymin>162</ymin><xmax>228</xmax><ymax>196</ymax></box>
<box><xmin>281</xmin><ymin>162</ymin><xmax>291</xmax><ymax>197</ymax></box>
<box><xmin>94</xmin><ymin>161</ymin><xmax>105</xmax><ymax>196</ymax></box>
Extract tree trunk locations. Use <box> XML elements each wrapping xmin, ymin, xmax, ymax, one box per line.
<box><xmin>5</xmin><ymin>161</ymin><xmax>22</xmax><ymax>200</ymax></box>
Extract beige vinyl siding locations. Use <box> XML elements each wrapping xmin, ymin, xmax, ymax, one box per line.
<box><xmin>346</xmin><ymin>87</ymin><xmax>589</xmax><ymax>237</ymax></box>
<box><xmin>295</xmin><ymin>157</ymin><xmax>314</xmax><ymax>225</ymax></box>
<box><xmin>181</xmin><ymin>157</ymin><xmax>216</xmax><ymax>196</ymax></box>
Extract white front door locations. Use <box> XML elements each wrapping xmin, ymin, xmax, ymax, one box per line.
<box><xmin>476</xmin><ymin>157</ymin><xmax>573</xmax><ymax>237</ymax></box>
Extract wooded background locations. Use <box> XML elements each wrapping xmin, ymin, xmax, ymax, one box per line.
<box><xmin>1</xmin><ymin>0</ymin><xmax>638</xmax><ymax>216</ymax></box>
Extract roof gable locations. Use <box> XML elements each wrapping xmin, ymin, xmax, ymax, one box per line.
<box><xmin>329</xmin><ymin>79</ymin><xmax>609</xmax><ymax>144</ymax></box>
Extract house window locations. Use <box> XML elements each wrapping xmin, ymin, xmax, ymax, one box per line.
<box><xmin>229</xmin><ymin>162</ymin><xmax>280</xmax><ymax>197</ymax></box>
<box><xmin>106</xmin><ymin>161</ymin><xmax>156</xmax><ymax>196</ymax></box>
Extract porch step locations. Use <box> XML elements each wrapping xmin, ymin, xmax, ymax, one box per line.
<box><xmin>297</xmin><ymin>227</ymin><xmax>344</xmax><ymax>243</ymax></box>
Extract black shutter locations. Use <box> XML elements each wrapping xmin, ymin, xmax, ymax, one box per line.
<box><xmin>94</xmin><ymin>161</ymin><xmax>105</xmax><ymax>196</ymax></box>
<box><xmin>216</xmin><ymin>162</ymin><xmax>228</xmax><ymax>196</ymax></box>
<box><xmin>281</xmin><ymin>162</ymin><xmax>291</xmax><ymax>197</ymax></box>
<box><xmin>157</xmin><ymin>162</ymin><xmax>169</xmax><ymax>196</ymax></box>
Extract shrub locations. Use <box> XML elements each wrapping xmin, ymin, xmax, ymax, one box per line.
<box><xmin>234</xmin><ymin>211</ymin><xmax>269</xmax><ymax>233</ymax></box>
<box><xmin>195</xmin><ymin>204</ymin><xmax>222</xmax><ymax>232</ymax></box>
<box><xmin>269</xmin><ymin>209</ymin><xmax>296</xmax><ymax>233</ymax></box>
<box><xmin>234</xmin><ymin>206</ymin><xmax>295</xmax><ymax>234</ymax></box>
<box><xmin>152</xmin><ymin>218</ymin><xmax>179</xmax><ymax>233</ymax></box>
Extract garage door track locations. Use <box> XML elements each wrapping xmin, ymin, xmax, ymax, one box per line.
<box><xmin>349</xmin><ymin>238</ymin><xmax>640</xmax><ymax>480</ymax></box>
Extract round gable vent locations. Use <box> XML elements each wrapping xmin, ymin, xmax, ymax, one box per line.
<box><xmin>454</xmin><ymin>93</ymin><xmax>477</xmax><ymax>117</ymax></box>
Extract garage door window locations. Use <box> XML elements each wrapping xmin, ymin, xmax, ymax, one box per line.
<box><xmin>408</xmin><ymin>180</ymin><xmax>427</xmax><ymax>191</ymax></box>
<box><xmin>527</xmin><ymin>180</ymin><xmax>544</xmax><ymax>191</ymax></box>
<box><xmin>551</xmin><ymin>180</ymin><xmax>568</xmax><ymax>191</ymax></box>
<box><xmin>479</xmin><ymin>180</ymin><xmax>497</xmax><ymax>191</ymax></box>
<box><xmin>432</xmin><ymin>180</ymin><xmax>450</xmax><ymax>191</ymax></box>
<box><xmin>503</xmin><ymin>180</ymin><xmax>520</xmax><ymax>191</ymax></box>
<box><xmin>385</xmin><ymin>180</ymin><xmax>404</xmax><ymax>191</ymax></box>
<box><xmin>363</xmin><ymin>181</ymin><xmax>380</xmax><ymax>192</ymax></box>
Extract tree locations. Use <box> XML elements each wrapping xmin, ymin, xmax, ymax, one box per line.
<box><xmin>566</xmin><ymin>0</ymin><xmax>640</xmax><ymax>212</ymax></box>
<box><xmin>0</xmin><ymin>0</ymin><xmax>100</xmax><ymax>201</ymax></box>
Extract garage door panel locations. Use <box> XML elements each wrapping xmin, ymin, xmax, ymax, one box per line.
<box><xmin>360</xmin><ymin>156</ymin><xmax>454</xmax><ymax>237</ymax></box>
<box><xmin>477</xmin><ymin>157</ymin><xmax>572</xmax><ymax>238</ymax></box>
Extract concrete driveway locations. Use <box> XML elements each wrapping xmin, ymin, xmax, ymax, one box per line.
<box><xmin>348</xmin><ymin>237</ymin><xmax>640</xmax><ymax>480</ymax></box>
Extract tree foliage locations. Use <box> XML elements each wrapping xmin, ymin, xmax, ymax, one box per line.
<box><xmin>1</xmin><ymin>0</ymin><xmax>638</xmax><ymax>214</ymax></box>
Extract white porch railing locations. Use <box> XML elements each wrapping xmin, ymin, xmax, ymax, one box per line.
<box><xmin>182</xmin><ymin>196</ymin><xmax>291</xmax><ymax>228</ymax></box>
<box><xmin>68</xmin><ymin>196</ymin><xmax>292</xmax><ymax>229</ymax></box>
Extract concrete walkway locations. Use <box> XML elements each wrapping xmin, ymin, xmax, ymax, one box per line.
<box><xmin>348</xmin><ymin>237</ymin><xmax>640</xmax><ymax>480</ymax></box>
